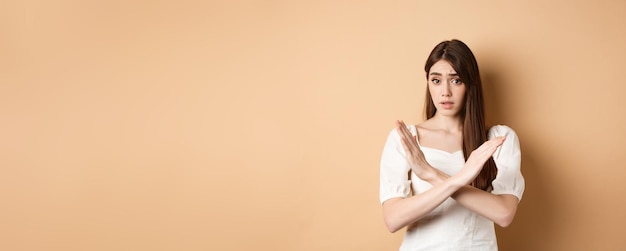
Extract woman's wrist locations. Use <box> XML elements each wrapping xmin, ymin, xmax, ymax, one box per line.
<box><xmin>417</xmin><ymin>165</ymin><xmax>465</xmax><ymax>191</ymax></box>
<box><xmin>419</xmin><ymin>165</ymin><xmax>445</xmax><ymax>185</ymax></box>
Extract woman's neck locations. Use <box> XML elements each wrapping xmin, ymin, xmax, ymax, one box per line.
<box><xmin>429</xmin><ymin>114</ymin><xmax>463</xmax><ymax>133</ymax></box>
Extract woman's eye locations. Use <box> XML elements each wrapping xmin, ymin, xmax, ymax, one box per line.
<box><xmin>451</xmin><ymin>79</ymin><xmax>462</xmax><ymax>85</ymax></box>
<box><xmin>431</xmin><ymin>79</ymin><xmax>440</xmax><ymax>84</ymax></box>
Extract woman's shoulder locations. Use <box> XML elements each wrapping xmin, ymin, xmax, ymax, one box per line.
<box><xmin>415</xmin><ymin>120</ymin><xmax>437</xmax><ymax>133</ymax></box>
<box><xmin>488</xmin><ymin>125</ymin><xmax>518</xmax><ymax>139</ymax></box>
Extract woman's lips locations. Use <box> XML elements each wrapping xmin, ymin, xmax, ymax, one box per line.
<box><xmin>440</xmin><ymin>101</ymin><xmax>454</xmax><ymax>109</ymax></box>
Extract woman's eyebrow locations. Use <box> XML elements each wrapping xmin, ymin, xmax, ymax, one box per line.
<box><xmin>429</xmin><ymin>72</ymin><xmax>458</xmax><ymax>76</ymax></box>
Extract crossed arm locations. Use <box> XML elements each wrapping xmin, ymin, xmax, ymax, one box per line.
<box><xmin>382</xmin><ymin>121</ymin><xmax>519</xmax><ymax>233</ymax></box>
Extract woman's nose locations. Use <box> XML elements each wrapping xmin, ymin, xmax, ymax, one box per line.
<box><xmin>441</xmin><ymin>84</ymin><xmax>451</xmax><ymax>96</ymax></box>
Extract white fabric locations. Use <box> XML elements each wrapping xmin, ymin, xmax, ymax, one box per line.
<box><xmin>379</xmin><ymin>125</ymin><xmax>525</xmax><ymax>251</ymax></box>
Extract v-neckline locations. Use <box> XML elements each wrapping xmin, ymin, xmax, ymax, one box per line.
<box><xmin>419</xmin><ymin>145</ymin><xmax>463</xmax><ymax>156</ymax></box>
<box><xmin>411</xmin><ymin>124</ymin><xmax>464</xmax><ymax>156</ymax></box>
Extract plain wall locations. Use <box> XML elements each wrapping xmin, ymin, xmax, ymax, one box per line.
<box><xmin>2</xmin><ymin>1</ymin><xmax>626</xmax><ymax>250</ymax></box>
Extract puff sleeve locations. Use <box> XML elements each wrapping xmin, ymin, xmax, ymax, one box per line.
<box><xmin>379</xmin><ymin>127</ymin><xmax>415</xmax><ymax>204</ymax></box>
<box><xmin>488</xmin><ymin>125</ymin><xmax>525</xmax><ymax>201</ymax></box>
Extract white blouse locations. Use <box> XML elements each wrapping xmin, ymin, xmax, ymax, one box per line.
<box><xmin>379</xmin><ymin>125</ymin><xmax>525</xmax><ymax>251</ymax></box>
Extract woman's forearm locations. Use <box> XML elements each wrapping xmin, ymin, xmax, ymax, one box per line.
<box><xmin>382</xmin><ymin>175</ymin><xmax>464</xmax><ymax>233</ymax></box>
<box><xmin>452</xmin><ymin>186</ymin><xmax>518</xmax><ymax>227</ymax></box>
<box><xmin>425</xmin><ymin>170</ymin><xmax>519</xmax><ymax>227</ymax></box>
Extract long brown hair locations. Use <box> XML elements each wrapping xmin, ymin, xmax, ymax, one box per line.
<box><xmin>423</xmin><ymin>39</ymin><xmax>496</xmax><ymax>191</ymax></box>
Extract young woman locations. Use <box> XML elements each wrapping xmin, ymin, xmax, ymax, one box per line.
<box><xmin>379</xmin><ymin>39</ymin><xmax>525</xmax><ymax>250</ymax></box>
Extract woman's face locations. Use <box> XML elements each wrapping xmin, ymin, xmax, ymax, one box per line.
<box><xmin>428</xmin><ymin>60</ymin><xmax>466</xmax><ymax>117</ymax></box>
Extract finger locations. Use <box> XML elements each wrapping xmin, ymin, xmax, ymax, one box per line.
<box><xmin>395</xmin><ymin>121</ymin><xmax>414</xmax><ymax>154</ymax></box>
<box><xmin>396</xmin><ymin>121</ymin><xmax>419</xmax><ymax>157</ymax></box>
<box><xmin>474</xmin><ymin>139</ymin><xmax>504</xmax><ymax>159</ymax></box>
<box><xmin>483</xmin><ymin>137</ymin><xmax>505</xmax><ymax>154</ymax></box>
<box><xmin>476</xmin><ymin>142</ymin><xmax>499</xmax><ymax>156</ymax></box>
<box><xmin>490</xmin><ymin>136</ymin><xmax>506</xmax><ymax>145</ymax></box>
<box><xmin>396</xmin><ymin>120</ymin><xmax>411</xmax><ymax>138</ymax></box>
<box><xmin>468</xmin><ymin>138</ymin><xmax>505</xmax><ymax>163</ymax></box>
<box><xmin>396</xmin><ymin>121</ymin><xmax>417</xmax><ymax>148</ymax></box>
<box><xmin>399</xmin><ymin>137</ymin><xmax>414</xmax><ymax>158</ymax></box>
<box><xmin>399</xmin><ymin>121</ymin><xmax>419</xmax><ymax>146</ymax></box>
<box><xmin>479</xmin><ymin>136</ymin><xmax>506</xmax><ymax>150</ymax></box>
<box><xmin>399</xmin><ymin>133</ymin><xmax>416</xmax><ymax>157</ymax></box>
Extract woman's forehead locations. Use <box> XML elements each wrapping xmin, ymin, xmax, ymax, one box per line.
<box><xmin>429</xmin><ymin>60</ymin><xmax>457</xmax><ymax>76</ymax></box>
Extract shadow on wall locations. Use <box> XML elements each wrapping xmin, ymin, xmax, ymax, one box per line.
<box><xmin>482</xmin><ymin>68</ymin><xmax>557</xmax><ymax>251</ymax></box>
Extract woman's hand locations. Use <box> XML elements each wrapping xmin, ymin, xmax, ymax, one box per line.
<box><xmin>395</xmin><ymin>120</ymin><xmax>435</xmax><ymax>180</ymax></box>
<box><xmin>453</xmin><ymin>136</ymin><xmax>506</xmax><ymax>186</ymax></box>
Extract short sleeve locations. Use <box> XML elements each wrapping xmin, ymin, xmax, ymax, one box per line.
<box><xmin>489</xmin><ymin>125</ymin><xmax>525</xmax><ymax>201</ymax></box>
<box><xmin>379</xmin><ymin>126</ymin><xmax>415</xmax><ymax>204</ymax></box>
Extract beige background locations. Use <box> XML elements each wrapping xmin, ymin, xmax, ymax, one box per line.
<box><xmin>1</xmin><ymin>1</ymin><xmax>625</xmax><ymax>250</ymax></box>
